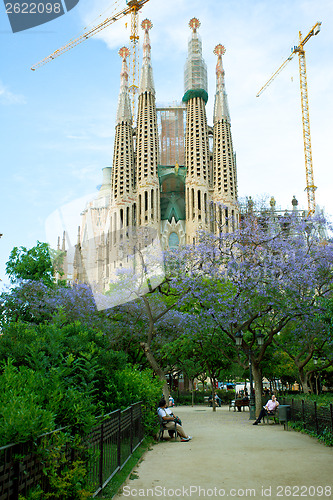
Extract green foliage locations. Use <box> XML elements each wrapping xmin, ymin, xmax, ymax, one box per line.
<box><xmin>288</xmin><ymin>421</ymin><xmax>333</xmax><ymax>447</ymax></box>
<box><xmin>18</xmin><ymin>432</ymin><xmax>94</xmax><ymax>500</ymax></box>
<box><xmin>279</xmin><ymin>392</ymin><xmax>333</xmax><ymax>408</ymax></box>
<box><xmin>261</xmin><ymin>342</ymin><xmax>297</xmax><ymax>383</ymax></box>
<box><xmin>104</xmin><ymin>366</ymin><xmax>163</xmax><ymax>434</ymax></box>
<box><xmin>0</xmin><ymin>360</ymin><xmax>55</xmax><ymax>445</ymax></box>
<box><xmin>0</xmin><ymin>319</ymin><xmax>162</xmax><ymax>497</ymax></box>
<box><xmin>40</xmin><ymin>433</ymin><xmax>92</xmax><ymax>499</ymax></box>
<box><xmin>0</xmin><ymin>318</ymin><xmax>163</xmax><ymax>446</ymax></box>
<box><xmin>6</xmin><ymin>241</ymin><xmax>55</xmax><ymax>286</ymax></box>
<box><xmin>0</xmin><ymin>321</ymin><xmax>131</xmax><ymax>445</ymax></box>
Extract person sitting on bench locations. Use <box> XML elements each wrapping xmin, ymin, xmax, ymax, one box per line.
<box><xmin>253</xmin><ymin>394</ymin><xmax>279</xmax><ymax>425</ymax></box>
<box><xmin>157</xmin><ymin>398</ymin><xmax>192</xmax><ymax>442</ymax></box>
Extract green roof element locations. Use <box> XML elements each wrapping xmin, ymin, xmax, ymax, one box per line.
<box><xmin>182</xmin><ymin>89</ymin><xmax>208</xmax><ymax>104</ymax></box>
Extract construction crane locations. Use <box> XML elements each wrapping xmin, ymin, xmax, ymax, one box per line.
<box><xmin>31</xmin><ymin>0</ymin><xmax>150</xmax><ymax>117</ymax></box>
<box><xmin>256</xmin><ymin>22</ymin><xmax>321</xmax><ymax>216</ymax></box>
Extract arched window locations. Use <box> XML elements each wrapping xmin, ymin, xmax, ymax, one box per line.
<box><xmin>120</xmin><ymin>209</ymin><xmax>124</xmax><ymax>229</ymax></box>
<box><xmin>192</xmin><ymin>188</ymin><xmax>195</xmax><ymax>220</ymax></box>
<box><xmin>126</xmin><ymin>206</ymin><xmax>130</xmax><ymax>227</ymax></box>
<box><xmin>138</xmin><ymin>195</ymin><xmax>142</xmax><ymax>226</ymax></box>
<box><xmin>169</xmin><ymin>232</ymin><xmax>179</xmax><ymax>248</ymax></box>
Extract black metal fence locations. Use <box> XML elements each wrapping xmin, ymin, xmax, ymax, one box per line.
<box><xmin>280</xmin><ymin>398</ymin><xmax>333</xmax><ymax>437</ymax></box>
<box><xmin>0</xmin><ymin>402</ymin><xmax>144</xmax><ymax>499</ymax></box>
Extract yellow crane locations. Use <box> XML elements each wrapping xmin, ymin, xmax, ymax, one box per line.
<box><xmin>256</xmin><ymin>21</ymin><xmax>321</xmax><ymax>216</ymax></box>
<box><xmin>31</xmin><ymin>0</ymin><xmax>150</xmax><ymax>117</ymax></box>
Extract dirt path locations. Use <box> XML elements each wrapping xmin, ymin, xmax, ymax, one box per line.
<box><xmin>113</xmin><ymin>405</ymin><xmax>333</xmax><ymax>500</ymax></box>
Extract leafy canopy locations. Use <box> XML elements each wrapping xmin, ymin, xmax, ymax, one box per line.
<box><xmin>6</xmin><ymin>241</ymin><xmax>54</xmax><ymax>286</ymax></box>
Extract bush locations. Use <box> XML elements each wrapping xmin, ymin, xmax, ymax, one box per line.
<box><xmin>0</xmin><ymin>321</ymin><xmax>160</xmax><ymax>445</ymax></box>
<box><xmin>104</xmin><ymin>366</ymin><xmax>163</xmax><ymax>435</ymax></box>
<box><xmin>18</xmin><ymin>432</ymin><xmax>94</xmax><ymax>500</ymax></box>
<box><xmin>0</xmin><ymin>361</ymin><xmax>56</xmax><ymax>446</ymax></box>
<box><xmin>278</xmin><ymin>392</ymin><xmax>333</xmax><ymax>408</ymax></box>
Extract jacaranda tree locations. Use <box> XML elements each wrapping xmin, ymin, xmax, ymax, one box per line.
<box><xmin>167</xmin><ymin>213</ymin><xmax>333</xmax><ymax>415</ymax></box>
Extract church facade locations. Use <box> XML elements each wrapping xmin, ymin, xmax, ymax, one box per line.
<box><xmin>74</xmin><ymin>18</ymin><xmax>238</xmax><ymax>287</ymax></box>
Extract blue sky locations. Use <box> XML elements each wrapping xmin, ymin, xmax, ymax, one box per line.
<box><xmin>1</xmin><ymin>0</ymin><xmax>333</xmax><ymax>287</ymax></box>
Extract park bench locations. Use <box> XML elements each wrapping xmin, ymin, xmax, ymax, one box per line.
<box><xmin>263</xmin><ymin>409</ymin><xmax>279</xmax><ymax>425</ymax></box>
<box><xmin>157</xmin><ymin>414</ymin><xmax>177</xmax><ymax>441</ymax></box>
<box><xmin>229</xmin><ymin>399</ymin><xmax>249</xmax><ymax>411</ymax></box>
<box><xmin>204</xmin><ymin>396</ymin><xmax>222</xmax><ymax>407</ymax></box>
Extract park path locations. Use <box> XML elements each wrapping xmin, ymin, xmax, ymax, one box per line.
<box><xmin>113</xmin><ymin>405</ymin><xmax>333</xmax><ymax>500</ymax></box>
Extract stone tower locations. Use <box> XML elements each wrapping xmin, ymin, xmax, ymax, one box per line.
<box><xmin>212</xmin><ymin>44</ymin><xmax>238</xmax><ymax>233</ymax></box>
<box><xmin>135</xmin><ymin>19</ymin><xmax>160</xmax><ymax>234</ymax></box>
<box><xmin>183</xmin><ymin>18</ymin><xmax>210</xmax><ymax>244</ymax></box>
<box><xmin>111</xmin><ymin>46</ymin><xmax>135</xmax><ymax>228</ymax></box>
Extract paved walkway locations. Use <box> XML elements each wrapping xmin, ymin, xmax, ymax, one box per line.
<box><xmin>113</xmin><ymin>405</ymin><xmax>333</xmax><ymax>500</ymax></box>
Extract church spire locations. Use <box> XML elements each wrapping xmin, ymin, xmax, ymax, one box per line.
<box><xmin>183</xmin><ymin>18</ymin><xmax>210</xmax><ymax>242</ymax></box>
<box><xmin>116</xmin><ymin>46</ymin><xmax>132</xmax><ymax>125</ymax></box>
<box><xmin>139</xmin><ymin>19</ymin><xmax>155</xmax><ymax>95</ymax></box>
<box><xmin>212</xmin><ymin>44</ymin><xmax>238</xmax><ymax>221</ymax></box>
<box><xmin>135</xmin><ymin>19</ymin><xmax>160</xmax><ymax>231</ymax></box>
<box><xmin>213</xmin><ymin>44</ymin><xmax>230</xmax><ymax>123</ymax></box>
<box><xmin>183</xmin><ymin>18</ymin><xmax>208</xmax><ymax>104</ymax></box>
<box><xmin>112</xmin><ymin>46</ymin><xmax>135</xmax><ymax>202</ymax></box>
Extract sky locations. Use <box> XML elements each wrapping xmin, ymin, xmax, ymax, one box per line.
<box><xmin>1</xmin><ymin>0</ymin><xmax>333</xmax><ymax>288</ymax></box>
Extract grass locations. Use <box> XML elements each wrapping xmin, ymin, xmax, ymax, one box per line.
<box><xmin>96</xmin><ymin>437</ymin><xmax>154</xmax><ymax>499</ymax></box>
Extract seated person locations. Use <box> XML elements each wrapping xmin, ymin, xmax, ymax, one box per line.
<box><xmin>208</xmin><ymin>392</ymin><xmax>222</xmax><ymax>407</ymax></box>
<box><xmin>157</xmin><ymin>398</ymin><xmax>192</xmax><ymax>442</ymax></box>
<box><xmin>253</xmin><ymin>394</ymin><xmax>279</xmax><ymax>425</ymax></box>
<box><xmin>214</xmin><ymin>392</ymin><xmax>222</xmax><ymax>407</ymax></box>
<box><xmin>235</xmin><ymin>394</ymin><xmax>249</xmax><ymax>412</ymax></box>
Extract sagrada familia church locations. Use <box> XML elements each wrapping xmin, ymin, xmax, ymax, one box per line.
<box><xmin>64</xmin><ymin>17</ymin><xmax>239</xmax><ymax>297</ymax></box>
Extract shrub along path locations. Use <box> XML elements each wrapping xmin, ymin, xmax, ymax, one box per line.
<box><xmin>112</xmin><ymin>405</ymin><xmax>333</xmax><ymax>499</ymax></box>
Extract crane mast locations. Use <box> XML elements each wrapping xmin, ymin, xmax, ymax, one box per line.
<box><xmin>257</xmin><ymin>22</ymin><xmax>321</xmax><ymax>216</ymax></box>
<box><xmin>297</xmin><ymin>32</ymin><xmax>316</xmax><ymax>216</ymax></box>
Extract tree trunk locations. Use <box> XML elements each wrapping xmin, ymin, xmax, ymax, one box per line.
<box><xmin>190</xmin><ymin>378</ymin><xmax>195</xmax><ymax>407</ymax></box>
<box><xmin>210</xmin><ymin>377</ymin><xmax>217</xmax><ymax>412</ymax></box>
<box><xmin>298</xmin><ymin>367</ymin><xmax>311</xmax><ymax>394</ymax></box>
<box><xmin>252</xmin><ymin>361</ymin><xmax>263</xmax><ymax>418</ymax></box>
<box><xmin>140</xmin><ymin>342</ymin><xmax>169</xmax><ymax>400</ymax></box>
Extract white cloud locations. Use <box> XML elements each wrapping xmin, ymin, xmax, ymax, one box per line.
<box><xmin>0</xmin><ymin>81</ymin><xmax>26</xmax><ymax>104</ymax></box>
<box><xmin>0</xmin><ymin>81</ymin><xmax>25</xmax><ymax>105</ymax></box>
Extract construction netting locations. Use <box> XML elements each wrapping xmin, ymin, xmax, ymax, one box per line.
<box><xmin>184</xmin><ymin>32</ymin><xmax>208</xmax><ymax>95</ymax></box>
<box><xmin>157</xmin><ymin>105</ymin><xmax>186</xmax><ymax>167</ymax></box>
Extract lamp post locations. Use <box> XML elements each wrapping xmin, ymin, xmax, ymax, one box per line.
<box><xmin>313</xmin><ymin>353</ymin><xmax>326</xmax><ymax>394</ymax></box>
<box><xmin>235</xmin><ymin>330</ymin><xmax>264</xmax><ymax>420</ymax></box>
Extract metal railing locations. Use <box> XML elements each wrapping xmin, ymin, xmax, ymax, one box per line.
<box><xmin>0</xmin><ymin>402</ymin><xmax>144</xmax><ymax>499</ymax></box>
<box><xmin>280</xmin><ymin>398</ymin><xmax>333</xmax><ymax>437</ymax></box>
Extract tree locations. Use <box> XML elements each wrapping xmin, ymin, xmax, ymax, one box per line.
<box><xmin>273</xmin><ymin>317</ymin><xmax>333</xmax><ymax>393</ymax></box>
<box><xmin>168</xmin><ymin>214</ymin><xmax>333</xmax><ymax>415</ymax></box>
<box><xmin>161</xmin><ymin>335</ymin><xmax>205</xmax><ymax>406</ymax></box>
<box><xmin>6</xmin><ymin>241</ymin><xmax>55</xmax><ymax>286</ymax></box>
